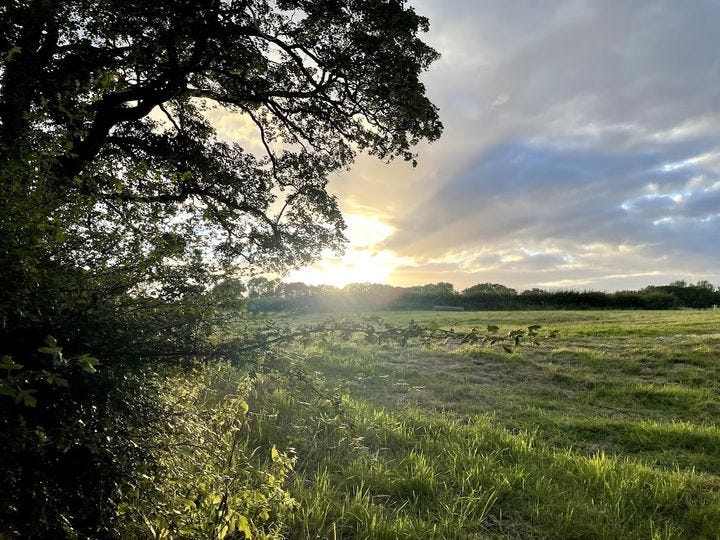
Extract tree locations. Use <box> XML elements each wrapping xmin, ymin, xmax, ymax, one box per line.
<box><xmin>462</xmin><ymin>283</ymin><xmax>518</xmax><ymax>296</ymax></box>
<box><xmin>279</xmin><ymin>281</ymin><xmax>310</xmax><ymax>299</ymax></box>
<box><xmin>520</xmin><ymin>288</ymin><xmax>548</xmax><ymax>296</ymax></box>
<box><xmin>0</xmin><ymin>2</ymin><xmax>442</xmax><ymax>535</ymax></box>
<box><xmin>695</xmin><ymin>280</ymin><xmax>715</xmax><ymax>292</ymax></box>
<box><xmin>247</xmin><ymin>276</ymin><xmax>280</xmax><ymax>298</ymax></box>
<box><xmin>0</xmin><ymin>0</ymin><xmax>442</xmax><ymax>357</ymax></box>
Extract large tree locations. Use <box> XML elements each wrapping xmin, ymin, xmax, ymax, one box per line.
<box><xmin>0</xmin><ymin>0</ymin><xmax>441</xmax><ymax>356</ymax></box>
<box><xmin>0</xmin><ymin>2</ymin><xmax>441</xmax><ymax>535</ymax></box>
<box><xmin>1</xmin><ymin>0</ymin><xmax>440</xmax><ymax>266</ymax></box>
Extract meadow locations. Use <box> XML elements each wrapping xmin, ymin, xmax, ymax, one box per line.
<box><xmin>251</xmin><ymin>309</ymin><xmax>720</xmax><ymax>539</ymax></box>
<box><xmin>122</xmin><ymin>309</ymin><xmax>720</xmax><ymax>539</ymax></box>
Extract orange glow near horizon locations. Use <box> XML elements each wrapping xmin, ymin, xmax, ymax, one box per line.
<box><xmin>284</xmin><ymin>214</ymin><xmax>411</xmax><ymax>288</ymax></box>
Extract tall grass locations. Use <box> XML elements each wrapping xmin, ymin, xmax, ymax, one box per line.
<box><xmin>118</xmin><ymin>310</ymin><xmax>720</xmax><ymax>538</ymax></box>
<box><xmin>268</xmin><ymin>310</ymin><xmax>720</xmax><ymax>538</ymax></box>
<box><xmin>247</xmin><ymin>393</ymin><xmax>720</xmax><ymax>538</ymax></box>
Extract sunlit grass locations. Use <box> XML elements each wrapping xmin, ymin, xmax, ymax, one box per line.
<box><xmin>144</xmin><ymin>309</ymin><xmax>720</xmax><ymax>537</ymax></box>
<box><xmin>247</xmin><ymin>392</ymin><xmax>720</xmax><ymax>538</ymax></box>
<box><xmin>252</xmin><ymin>309</ymin><xmax>720</xmax><ymax>538</ymax></box>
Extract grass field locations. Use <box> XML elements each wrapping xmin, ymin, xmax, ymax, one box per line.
<box><xmin>246</xmin><ymin>310</ymin><xmax>720</xmax><ymax>538</ymax></box>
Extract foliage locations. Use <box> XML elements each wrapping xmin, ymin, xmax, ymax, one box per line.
<box><xmin>116</xmin><ymin>364</ymin><xmax>297</xmax><ymax>539</ymax></box>
<box><xmin>0</xmin><ymin>336</ymin><xmax>98</xmax><ymax>408</ymax></box>
<box><xmin>1</xmin><ymin>2</ymin><xmax>441</xmax><ymax>535</ymax></box>
<box><xmin>247</xmin><ymin>279</ymin><xmax>720</xmax><ymax>313</ymax></box>
<box><xmin>0</xmin><ymin>362</ymin><xmax>166</xmax><ymax>537</ymax></box>
<box><xmin>0</xmin><ymin>291</ymin><xmax>273</xmax><ymax>538</ymax></box>
<box><xmin>215</xmin><ymin>315</ymin><xmax>557</xmax><ymax>357</ymax></box>
<box><xmin>462</xmin><ymin>282</ymin><xmax>517</xmax><ymax>295</ymax></box>
<box><xmin>0</xmin><ymin>0</ymin><xmax>443</xmax><ymax>373</ymax></box>
<box><xmin>1</xmin><ymin>0</ymin><xmax>441</xmax><ymax>285</ymax></box>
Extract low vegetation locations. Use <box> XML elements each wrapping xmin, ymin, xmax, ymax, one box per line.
<box><xmin>21</xmin><ymin>309</ymin><xmax>713</xmax><ymax>539</ymax></box>
<box><xmin>263</xmin><ymin>309</ymin><xmax>720</xmax><ymax>538</ymax></box>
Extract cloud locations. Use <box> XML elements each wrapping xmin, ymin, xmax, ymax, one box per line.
<box><xmin>381</xmin><ymin>0</ymin><xmax>720</xmax><ymax>289</ymax></box>
<box><xmin>286</xmin><ymin>0</ymin><xmax>720</xmax><ymax>290</ymax></box>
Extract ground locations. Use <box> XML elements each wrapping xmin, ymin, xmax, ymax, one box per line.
<box><xmin>253</xmin><ymin>310</ymin><xmax>720</xmax><ymax>538</ymax></box>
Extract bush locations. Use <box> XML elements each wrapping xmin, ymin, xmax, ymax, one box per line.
<box><xmin>116</xmin><ymin>364</ymin><xmax>297</xmax><ymax>539</ymax></box>
<box><xmin>641</xmin><ymin>291</ymin><xmax>680</xmax><ymax>310</ymax></box>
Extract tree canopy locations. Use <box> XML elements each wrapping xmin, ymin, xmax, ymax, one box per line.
<box><xmin>1</xmin><ymin>0</ymin><xmax>441</xmax><ymax>275</ymax></box>
<box><xmin>0</xmin><ymin>2</ymin><xmax>442</xmax><ymax>535</ymax></box>
<box><xmin>0</xmin><ymin>0</ymin><xmax>442</xmax><ymax>358</ymax></box>
<box><xmin>462</xmin><ymin>283</ymin><xmax>518</xmax><ymax>296</ymax></box>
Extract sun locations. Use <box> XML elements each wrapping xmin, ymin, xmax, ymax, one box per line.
<box><xmin>286</xmin><ymin>248</ymin><xmax>401</xmax><ymax>288</ymax></box>
<box><xmin>284</xmin><ymin>214</ymin><xmax>406</xmax><ymax>287</ymax></box>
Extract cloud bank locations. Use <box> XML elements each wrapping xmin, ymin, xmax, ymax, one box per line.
<box><xmin>318</xmin><ymin>0</ymin><xmax>720</xmax><ymax>290</ymax></box>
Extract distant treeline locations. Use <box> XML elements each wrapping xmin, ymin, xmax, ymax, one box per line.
<box><xmin>245</xmin><ymin>279</ymin><xmax>720</xmax><ymax>312</ymax></box>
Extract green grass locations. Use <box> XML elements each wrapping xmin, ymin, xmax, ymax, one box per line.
<box><xmin>247</xmin><ymin>310</ymin><xmax>720</xmax><ymax>538</ymax></box>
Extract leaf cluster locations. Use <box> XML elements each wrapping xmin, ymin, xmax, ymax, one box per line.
<box><xmin>214</xmin><ymin>316</ymin><xmax>559</xmax><ymax>362</ymax></box>
<box><xmin>115</xmin><ymin>364</ymin><xmax>297</xmax><ymax>539</ymax></box>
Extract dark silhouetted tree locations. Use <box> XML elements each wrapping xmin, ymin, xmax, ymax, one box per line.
<box><xmin>462</xmin><ymin>283</ymin><xmax>518</xmax><ymax>296</ymax></box>
<box><xmin>0</xmin><ymin>2</ymin><xmax>442</xmax><ymax>535</ymax></box>
<box><xmin>0</xmin><ymin>0</ymin><xmax>442</xmax><ymax>357</ymax></box>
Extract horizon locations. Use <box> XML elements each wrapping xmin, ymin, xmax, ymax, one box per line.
<box><xmin>260</xmin><ymin>277</ymin><xmax>714</xmax><ymax>295</ymax></box>
<box><xmin>218</xmin><ymin>0</ymin><xmax>720</xmax><ymax>292</ymax></box>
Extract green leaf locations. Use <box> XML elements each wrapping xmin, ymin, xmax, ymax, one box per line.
<box><xmin>0</xmin><ymin>383</ymin><xmax>17</xmax><ymax>397</ymax></box>
<box><xmin>38</xmin><ymin>336</ymin><xmax>64</xmax><ymax>365</ymax></box>
<box><xmin>15</xmin><ymin>389</ymin><xmax>38</xmax><ymax>407</ymax></box>
<box><xmin>236</xmin><ymin>515</ymin><xmax>252</xmax><ymax>539</ymax></box>
<box><xmin>44</xmin><ymin>373</ymin><xmax>69</xmax><ymax>387</ymax></box>
<box><xmin>238</xmin><ymin>399</ymin><xmax>249</xmax><ymax>415</ymax></box>
<box><xmin>0</xmin><ymin>355</ymin><xmax>23</xmax><ymax>371</ymax></box>
<box><xmin>73</xmin><ymin>353</ymin><xmax>100</xmax><ymax>373</ymax></box>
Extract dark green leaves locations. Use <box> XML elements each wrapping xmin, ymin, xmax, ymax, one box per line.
<box><xmin>74</xmin><ymin>353</ymin><xmax>99</xmax><ymax>374</ymax></box>
<box><xmin>1</xmin><ymin>0</ymin><xmax>441</xmax><ymax>281</ymax></box>
<box><xmin>0</xmin><ymin>355</ymin><xmax>23</xmax><ymax>371</ymax></box>
<box><xmin>223</xmin><ymin>317</ymin><xmax>557</xmax><ymax>360</ymax></box>
<box><xmin>14</xmin><ymin>388</ymin><xmax>38</xmax><ymax>407</ymax></box>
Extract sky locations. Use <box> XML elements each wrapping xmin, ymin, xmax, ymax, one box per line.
<box><xmin>287</xmin><ymin>0</ymin><xmax>720</xmax><ymax>291</ymax></box>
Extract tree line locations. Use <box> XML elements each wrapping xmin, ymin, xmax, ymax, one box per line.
<box><xmin>246</xmin><ymin>278</ymin><xmax>720</xmax><ymax>312</ymax></box>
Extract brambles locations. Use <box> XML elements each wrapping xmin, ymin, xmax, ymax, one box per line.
<box><xmin>115</xmin><ymin>365</ymin><xmax>297</xmax><ymax>539</ymax></box>
<box><xmin>218</xmin><ymin>316</ymin><xmax>558</xmax><ymax>361</ymax></box>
